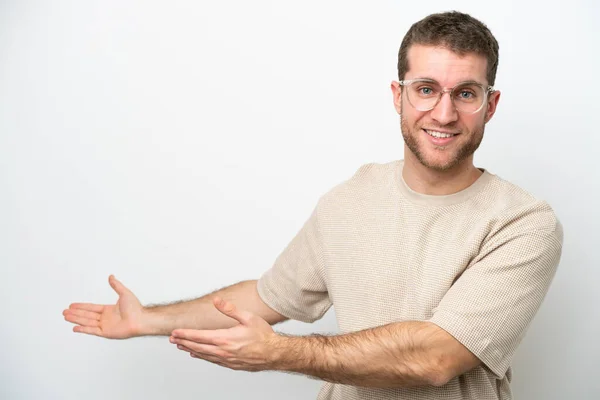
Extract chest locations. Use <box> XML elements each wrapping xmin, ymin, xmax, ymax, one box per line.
<box><xmin>321</xmin><ymin>204</ymin><xmax>486</xmax><ymax>332</ymax></box>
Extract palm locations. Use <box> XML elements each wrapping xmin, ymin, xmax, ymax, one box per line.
<box><xmin>63</xmin><ymin>275</ymin><xmax>143</xmax><ymax>339</ymax></box>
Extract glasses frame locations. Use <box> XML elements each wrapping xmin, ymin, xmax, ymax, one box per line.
<box><xmin>398</xmin><ymin>79</ymin><xmax>496</xmax><ymax>114</ymax></box>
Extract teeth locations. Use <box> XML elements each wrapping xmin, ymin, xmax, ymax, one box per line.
<box><xmin>426</xmin><ymin>130</ymin><xmax>455</xmax><ymax>139</ymax></box>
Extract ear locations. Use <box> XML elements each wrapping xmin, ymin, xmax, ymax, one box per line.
<box><xmin>390</xmin><ymin>81</ymin><xmax>402</xmax><ymax>115</ymax></box>
<box><xmin>484</xmin><ymin>90</ymin><xmax>501</xmax><ymax>123</ymax></box>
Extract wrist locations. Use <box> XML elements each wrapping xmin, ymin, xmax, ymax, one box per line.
<box><xmin>266</xmin><ymin>333</ymin><xmax>337</xmax><ymax>377</ymax></box>
<box><xmin>137</xmin><ymin>307</ymin><xmax>167</xmax><ymax>336</ymax></box>
<box><xmin>267</xmin><ymin>333</ymin><xmax>292</xmax><ymax>371</ymax></box>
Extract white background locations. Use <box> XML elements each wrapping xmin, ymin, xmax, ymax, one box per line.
<box><xmin>1</xmin><ymin>1</ymin><xmax>598</xmax><ymax>399</ymax></box>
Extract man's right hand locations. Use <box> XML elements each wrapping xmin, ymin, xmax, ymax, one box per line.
<box><xmin>63</xmin><ymin>275</ymin><xmax>145</xmax><ymax>339</ymax></box>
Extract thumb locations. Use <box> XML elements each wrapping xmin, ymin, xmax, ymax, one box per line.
<box><xmin>213</xmin><ymin>297</ymin><xmax>252</xmax><ymax>325</ymax></box>
<box><xmin>108</xmin><ymin>275</ymin><xmax>129</xmax><ymax>296</ymax></box>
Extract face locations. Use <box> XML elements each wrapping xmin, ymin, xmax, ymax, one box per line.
<box><xmin>391</xmin><ymin>45</ymin><xmax>501</xmax><ymax>172</ymax></box>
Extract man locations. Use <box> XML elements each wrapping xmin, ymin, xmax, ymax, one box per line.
<box><xmin>63</xmin><ymin>11</ymin><xmax>563</xmax><ymax>400</ymax></box>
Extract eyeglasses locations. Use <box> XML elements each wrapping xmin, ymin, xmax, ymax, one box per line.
<box><xmin>398</xmin><ymin>79</ymin><xmax>495</xmax><ymax>114</ymax></box>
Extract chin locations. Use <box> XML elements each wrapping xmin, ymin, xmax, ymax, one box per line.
<box><xmin>420</xmin><ymin>158</ymin><xmax>459</xmax><ymax>171</ymax></box>
<box><xmin>413</xmin><ymin>147</ymin><xmax>464</xmax><ymax>171</ymax></box>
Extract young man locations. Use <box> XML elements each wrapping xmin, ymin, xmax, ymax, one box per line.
<box><xmin>63</xmin><ymin>11</ymin><xmax>563</xmax><ymax>400</ymax></box>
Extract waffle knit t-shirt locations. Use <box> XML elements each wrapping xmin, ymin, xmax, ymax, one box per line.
<box><xmin>257</xmin><ymin>160</ymin><xmax>563</xmax><ymax>400</ymax></box>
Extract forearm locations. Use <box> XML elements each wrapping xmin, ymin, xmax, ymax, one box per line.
<box><xmin>271</xmin><ymin>321</ymin><xmax>458</xmax><ymax>388</ymax></box>
<box><xmin>141</xmin><ymin>280</ymin><xmax>287</xmax><ymax>336</ymax></box>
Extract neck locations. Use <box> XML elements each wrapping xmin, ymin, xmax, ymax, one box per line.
<box><xmin>402</xmin><ymin>148</ymin><xmax>482</xmax><ymax>196</ymax></box>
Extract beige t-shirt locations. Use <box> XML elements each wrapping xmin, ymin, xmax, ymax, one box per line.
<box><xmin>257</xmin><ymin>160</ymin><xmax>563</xmax><ymax>400</ymax></box>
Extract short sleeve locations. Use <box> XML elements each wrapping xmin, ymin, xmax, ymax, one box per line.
<box><xmin>429</xmin><ymin>219</ymin><xmax>564</xmax><ymax>379</ymax></box>
<box><xmin>257</xmin><ymin>200</ymin><xmax>332</xmax><ymax>323</ymax></box>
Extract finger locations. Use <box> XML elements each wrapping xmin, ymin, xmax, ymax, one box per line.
<box><xmin>175</xmin><ymin>344</ymin><xmax>219</xmax><ymax>360</ymax></box>
<box><xmin>64</xmin><ymin>314</ymin><xmax>100</xmax><ymax>328</ymax></box>
<box><xmin>176</xmin><ymin>344</ymin><xmax>194</xmax><ymax>353</ymax></box>
<box><xmin>68</xmin><ymin>303</ymin><xmax>105</xmax><ymax>313</ymax></box>
<box><xmin>171</xmin><ymin>329</ymin><xmax>220</xmax><ymax>344</ymax></box>
<box><xmin>183</xmin><ymin>347</ymin><xmax>227</xmax><ymax>364</ymax></box>
<box><xmin>212</xmin><ymin>297</ymin><xmax>252</xmax><ymax>325</ymax></box>
<box><xmin>73</xmin><ymin>325</ymin><xmax>103</xmax><ymax>336</ymax></box>
<box><xmin>189</xmin><ymin>352</ymin><xmax>246</xmax><ymax>371</ymax></box>
<box><xmin>190</xmin><ymin>351</ymin><xmax>226</xmax><ymax>367</ymax></box>
<box><xmin>174</xmin><ymin>343</ymin><xmax>208</xmax><ymax>358</ymax></box>
<box><xmin>63</xmin><ymin>309</ymin><xmax>101</xmax><ymax>321</ymax></box>
<box><xmin>109</xmin><ymin>275</ymin><xmax>129</xmax><ymax>296</ymax></box>
<box><xmin>172</xmin><ymin>342</ymin><xmax>226</xmax><ymax>365</ymax></box>
<box><xmin>172</xmin><ymin>338</ymin><xmax>229</xmax><ymax>358</ymax></box>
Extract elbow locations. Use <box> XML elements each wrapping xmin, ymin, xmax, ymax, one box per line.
<box><xmin>421</xmin><ymin>335</ymin><xmax>482</xmax><ymax>387</ymax></box>
<box><xmin>425</xmin><ymin>356</ymin><xmax>478</xmax><ymax>387</ymax></box>
<box><xmin>423</xmin><ymin>357</ymin><xmax>455</xmax><ymax>387</ymax></box>
<box><xmin>425</xmin><ymin>367</ymin><xmax>454</xmax><ymax>387</ymax></box>
<box><xmin>427</xmin><ymin>369</ymin><xmax>452</xmax><ymax>387</ymax></box>
<box><xmin>396</xmin><ymin>358</ymin><xmax>452</xmax><ymax>388</ymax></box>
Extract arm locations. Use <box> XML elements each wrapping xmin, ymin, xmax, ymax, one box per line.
<box><xmin>143</xmin><ymin>280</ymin><xmax>287</xmax><ymax>335</ymax></box>
<box><xmin>170</xmin><ymin>306</ymin><xmax>478</xmax><ymax>388</ymax></box>
<box><xmin>270</xmin><ymin>320</ymin><xmax>479</xmax><ymax>388</ymax></box>
<box><xmin>63</xmin><ymin>276</ymin><xmax>287</xmax><ymax>339</ymax></box>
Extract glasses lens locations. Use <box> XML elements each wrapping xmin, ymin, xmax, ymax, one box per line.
<box><xmin>406</xmin><ymin>81</ymin><xmax>441</xmax><ymax>111</ymax></box>
<box><xmin>452</xmin><ymin>83</ymin><xmax>486</xmax><ymax>113</ymax></box>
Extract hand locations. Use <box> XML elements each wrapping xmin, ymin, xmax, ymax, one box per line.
<box><xmin>170</xmin><ymin>297</ymin><xmax>279</xmax><ymax>371</ymax></box>
<box><xmin>63</xmin><ymin>275</ymin><xmax>144</xmax><ymax>339</ymax></box>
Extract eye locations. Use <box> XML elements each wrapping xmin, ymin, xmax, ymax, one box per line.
<box><xmin>454</xmin><ymin>85</ymin><xmax>482</xmax><ymax>101</ymax></box>
<box><xmin>417</xmin><ymin>86</ymin><xmax>435</xmax><ymax>96</ymax></box>
<box><xmin>458</xmin><ymin>90</ymin><xmax>474</xmax><ymax>99</ymax></box>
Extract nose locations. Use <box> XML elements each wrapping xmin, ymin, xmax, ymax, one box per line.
<box><xmin>429</xmin><ymin>92</ymin><xmax>458</xmax><ymax>125</ymax></box>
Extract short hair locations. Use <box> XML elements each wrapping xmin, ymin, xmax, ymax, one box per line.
<box><xmin>397</xmin><ymin>11</ymin><xmax>500</xmax><ymax>85</ymax></box>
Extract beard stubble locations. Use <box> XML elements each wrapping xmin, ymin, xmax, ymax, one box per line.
<box><xmin>400</xmin><ymin>111</ymin><xmax>485</xmax><ymax>172</ymax></box>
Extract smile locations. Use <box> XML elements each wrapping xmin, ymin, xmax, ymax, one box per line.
<box><xmin>424</xmin><ymin>129</ymin><xmax>459</xmax><ymax>138</ymax></box>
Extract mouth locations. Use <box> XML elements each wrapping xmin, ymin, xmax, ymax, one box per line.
<box><xmin>423</xmin><ymin>129</ymin><xmax>459</xmax><ymax>138</ymax></box>
<box><xmin>422</xmin><ymin>129</ymin><xmax>459</xmax><ymax>145</ymax></box>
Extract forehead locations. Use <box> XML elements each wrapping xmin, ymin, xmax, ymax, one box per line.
<box><xmin>405</xmin><ymin>44</ymin><xmax>488</xmax><ymax>86</ymax></box>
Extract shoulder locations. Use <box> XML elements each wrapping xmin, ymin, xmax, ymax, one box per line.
<box><xmin>313</xmin><ymin>160</ymin><xmax>399</xmax><ymax>215</ymax></box>
<box><xmin>322</xmin><ymin>160</ymin><xmax>399</xmax><ymax>198</ymax></box>
<box><xmin>478</xmin><ymin>172</ymin><xmax>563</xmax><ymax>243</ymax></box>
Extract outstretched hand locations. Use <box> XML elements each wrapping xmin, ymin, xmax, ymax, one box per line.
<box><xmin>63</xmin><ymin>275</ymin><xmax>144</xmax><ymax>339</ymax></box>
<box><xmin>170</xmin><ymin>297</ymin><xmax>280</xmax><ymax>371</ymax></box>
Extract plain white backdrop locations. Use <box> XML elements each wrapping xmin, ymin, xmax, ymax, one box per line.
<box><xmin>1</xmin><ymin>1</ymin><xmax>598</xmax><ymax>399</ymax></box>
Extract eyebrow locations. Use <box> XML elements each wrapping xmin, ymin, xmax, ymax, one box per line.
<box><xmin>414</xmin><ymin>77</ymin><xmax>486</xmax><ymax>87</ymax></box>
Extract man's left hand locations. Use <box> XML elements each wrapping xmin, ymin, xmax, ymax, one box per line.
<box><xmin>170</xmin><ymin>297</ymin><xmax>280</xmax><ymax>372</ymax></box>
